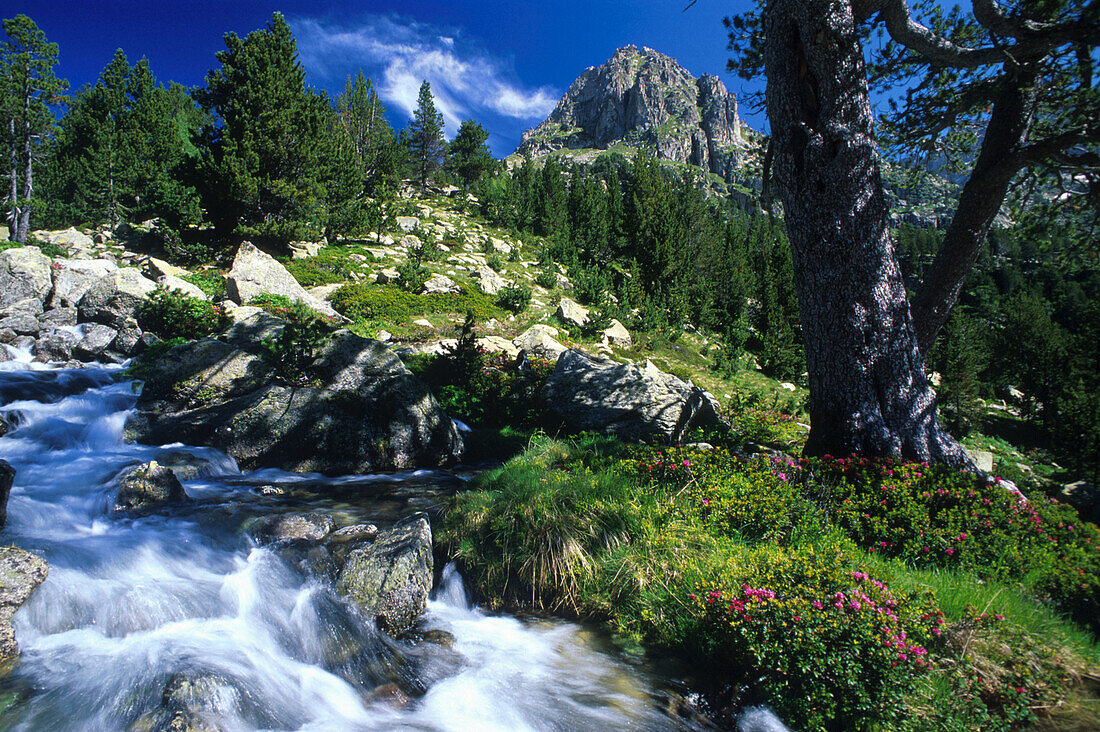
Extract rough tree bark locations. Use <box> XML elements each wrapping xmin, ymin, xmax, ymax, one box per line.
<box><xmin>764</xmin><ymin>0</ymin><xmax>971</xmax><ymax>465</ymax></box>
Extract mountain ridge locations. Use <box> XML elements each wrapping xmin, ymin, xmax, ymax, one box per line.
<box><xmin>516</xmin><ymin>45</ymin><xmax>747</xmax><ymax>182</ymax></box>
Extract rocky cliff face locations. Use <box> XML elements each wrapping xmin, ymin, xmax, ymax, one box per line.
<box><xmin>517</xmin><ymin>46</ymin><xmax>745</xmax><ymax>180</ymax></box>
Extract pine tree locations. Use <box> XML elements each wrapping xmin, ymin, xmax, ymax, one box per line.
<box><xmin>47</xmin><ymin>50</ymin><xmax>202</xmax><ymax>227</ymax></box>
<box><xmin>1</xmin><ymin>14</ymin><xmax>66</xmax><ymax>241</ymax></box>
<box><xmin>195</xmin><ymin>12</ymin><xmax>358</xmax><ymax>243</ymax></box>
<box><xmin>447</xmin><ymin>119</ymin><xmax>495</xmax><ymax>190</ymax></box>
<box><xmin>335</xmin><ymin>71</ymin><xmax>399</xmax><ymax>196</ymax></box>
<box><xmin>407</xmin><ymin>81</ymin><xmax>445</xmax><ymax>187</ymax></box>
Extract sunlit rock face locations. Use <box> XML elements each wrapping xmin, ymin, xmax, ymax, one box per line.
<box><xmin>517</xmin><ymin>45</ymin><xmax>745</xmax><ymax>180</ymax></box>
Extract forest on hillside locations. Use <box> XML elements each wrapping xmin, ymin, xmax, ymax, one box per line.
<box><xmin>2</xmin><ymin>10</ymin><xmax>1097</xmax><ymax>484</ymax></box>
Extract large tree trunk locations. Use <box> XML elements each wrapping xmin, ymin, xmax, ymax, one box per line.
<box><xmin>764</xmin><ymin>0</ymin><xmax>971</xmax><ymax>465</ymax></box>
<box><xmin>910</xmin><ymin>72</ymin><xmax>1037</xmax><ymax>355</ymax></box>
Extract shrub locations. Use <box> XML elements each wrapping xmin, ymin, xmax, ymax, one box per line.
<box><xmin>260</xmin><ymin>299</ymin><xmax>331</xmax><ymax>385</ymax></box>
<box><xmin>330</xmin><ymin>283</ymin><xmax>503</xmax><ymax>323</ymax></box>
<box><xmin>496</xmin><ymin>284</ymin><xmax>532</xmax><ymax>313</ymax></box>
<box><xmin>791</xmin><ymin>456</ymin><xmax>1100</xmax><ymax>629</ymax></box>
<box><xmin>181</xmin><ymin>271</ymin><xmax>224</xmax><ymax>299</ymax></box>
<box><xmin>535</xmin><ymin>267</ymin><xmax>558</xmax><ymax>290</ymax></box>
<box><xmin>282</xmin><ymin>252</ymin><xmax>356</xmax><ymax>286</ymax></box>
<box><xmin>137</xmin><ymin>287</ymin><xmax>226</xmax><ymax>340</ymax></box>
<box><xmin>396</xmin><ymin>260</ymin><xmax>430</xmax><ymax>292</ymax></box>
<box><xmin>486</xmin><ymin>252</ymin><xmax>503</xmax><ymax>271</ymax></box>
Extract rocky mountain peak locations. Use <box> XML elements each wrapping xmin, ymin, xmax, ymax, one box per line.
<box><xmin>517</xmin><ymin>46</ymin><xmax>745</xmax><ymax>181</ymax></box>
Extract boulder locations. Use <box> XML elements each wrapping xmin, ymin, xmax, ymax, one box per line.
<box><xmin>219</xmin><ymin>310</ymin><xmax>284</xmax><ymax>348</ymax></box>
<box><xmin>417</xmin><ymin>274</ymin><xmax>460</xmax><ymax>295</ymax></box>
<box><xmin>143</xmin><ymin>257</ymin><xmax>188</xmax><ymax>280</ymax></box>
<box><xmin>966</xmin><ymin>449</ymin><xmax>995</xmax><ymax>473</ymax></box>
<box><xmin>0</xmin><ymin>311</ymin><xmax>40</xmax><ymax>336</ymax></box>
<box><xmin>541</xmin><ymin>349</ymin><xmax>724</xmax><ymax>442</ymax></box>
<box><xmin>159</xmin><ymin>275</ymin><xmax>207</xmax><ymax>300</ymax></box>
<box><xmin>32</xmin><ymin>330</ymin><xmax>79</xmax><ymax>363</ymax></box>
<box><xmin>73</xmin><ymin>324</ymin><xmax>119</xmax><ymax>360</ymax></box>
<box><xmin>375</xmin><ymin>267</ymin><xmax>400</xmax><ymax>285</ymax></box>
<box><xmin>602</xmin><ymin>319</ymin><xmax>632</xmax><ymax>349</ymax></box>
<box><xmin>512</xmin><ymin>324</ymin><xmax>567</xmax><ymax>361</ymax></box>
<box><xmin>113</xmin><ymin>461</ymin><xmax>189</xmax><ymax>512</ymax></box>
<box><xmin>224</xmin><ymin>241</ymin><xmax>338</xmax><ymax>318</ymax></box>
<box><xmin>336</xmin><ymin>513</ymin><xmax>433</xmax><ymax>635</ymax></box>
<box><xmin>0</xmin><ymin>247</ymin><xmax>52</xmax><ymax>309</ymax></box>
<box><xmin>395</xmin><ymin>216</ymin><xmax>419</xmax><ymax>232</ymax></box>
<box><xmin>249</xmin><ymin>513</ymin><xmax>335</xmax><ymax>545</ymax></box>
<box><xmin>0</xmin><ymin>546</ymin><xmax>48</xmax><ymax>666</ymax></box>
<box><xmin>469</xmin><ymin>265</ymin><xmax>509</xmax><ymax>295</ymax></box>
<box><xmin>112</xmin><ymin>318</ymin><xmax>144</xmax><ymax>356</ymax></box>
<box><xmin>126</xmin><ymin>332</ymin><xmax>463</xmax><ymax>474</ymax></box>
<box><xmin>37</xmin><ymin>306</ymin><xmax>78</xmax><ymax>330</ymax></box>
<box><xmin>35</xmin><ymin>226</ymin><xmax>93</xmax><ymax>252</ymax></box>
<box><xmin>476</xmin><ymin>336</ymin><xmax>520</xmax><ymax>359</ymax></box>
<box><xmin>330</xmin><ymin>524</ymin><xmax>379</xmax><ymax>543</ymax></box>
<box><xmin>288</xmin><ymin>241</ymin><xmax>322</xmax><ymax>259</ymax></box>
<box><xmin>78</xmin><ymin>267</ymin><xmax>158</xmax><ymax>327</ymax></box>
<box><xmin>0</xmin><ymin>297</ymin><xmax>43</xmax><ymax>316</ymax></box>
<box><xmin>0</xmin><ymin>460</ymin><xmax>13</xmax><ymax>528</ymax></box>
<box><xmin>556</xmin><ymin>297</ymin><xmax>590</xmax><ymax>328</ymax></box>
<box><xmin>50</xmin><ymin>258</ymin><xmax>117</xmax><ymax>308</ymax></box>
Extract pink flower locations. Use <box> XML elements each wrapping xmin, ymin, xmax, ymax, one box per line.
<box><xmin>945</xmin><ymin>548</ymin><xmax>955</xmax><ymax>555</ymax></box>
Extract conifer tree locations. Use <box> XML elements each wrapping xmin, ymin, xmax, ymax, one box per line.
<box><xmin>407</xmin><ymin>81</ymin><xmax>446</xmax><ymax>186</ymax></box>
<box><xmin>1</xmin><ymin>14</ymin><xmax>65</xmax><ymax>241</ymax></box>
<box><xmin>48</xmin><ymin>50</ymin><xmax>202</xmax><ymax>227</ymax></box>
<box><xmin>335</xmin><ymin>71</ymin><xmax>399</xmax><ymax>195</ymax></box>
<box><xmin>447</xmin><ymin>119</ymin><xmax>495</xmax><ymax>189</ymax></box>
<box><xmin>195</xmin><ymin>12</ymin><xmax>358</xmax><ymax>243</ymax></box>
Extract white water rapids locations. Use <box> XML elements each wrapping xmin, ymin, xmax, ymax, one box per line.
<box><xmin>0</xmin><ymin>356</ymin><xmax>791</xmax><ymax>731</ymax></box>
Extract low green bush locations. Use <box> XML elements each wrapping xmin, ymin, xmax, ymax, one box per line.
<box><xmin>495</xmin><ymin>284</ymin><xmax>532</xmax><ymax>313</ymax></box>
<box><xmin>282</xmin><ymin>253</ymin><xmax>357</xmax><ymax>286</ymax></box>
<box><xmin>443</xmin><ymin>438</ymin><xmax>1100</xmax><ymax>731</ymax></box>
<box><xmin>330</xmin><ymin>283</ymin><xmax>503</xmax><ymax>323</ymax></box>
<box><xmin>259</xmin><ymin>299</ymin><xmax>331</xmax><ymax>385</ymax></box>
<box><xmin>136</xmin><ymin>287</ymin><xmax>226</xmax><ymax>340</ymax></box>
<box><xmin>181</xmin><ymin>271</ymin><xmax>224</xmax><ymax>299</ymax></box>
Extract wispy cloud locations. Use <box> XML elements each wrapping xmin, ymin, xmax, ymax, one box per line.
<box><xmin>292</xmin><ymin>15</ymin><xmax>557</xmax><ymax>138</ymax></box>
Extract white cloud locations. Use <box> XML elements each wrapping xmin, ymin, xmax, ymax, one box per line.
<box><xmin>292</xmin><ymin>15</ymin><xmax>557</xmax><ymax>138</ymax></box>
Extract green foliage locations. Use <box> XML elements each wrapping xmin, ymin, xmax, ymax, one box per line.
<box><xmin>447</xmin><ymin>119</ymin><xmax>496</xmax><ymax>189</ymax></box>
<box><xmin>534</xmin><ymin>266</ymin><xmax>557</xmax><ymax>290</ymax></box>
<box><xmin>395</xmin><ymin>259</ymin><xmax>429</xmax><ymax>293</ymax></box>
<box><xmin>136</xmin><ymin>286</ymin><xmax>226</xmax><ymax>340</ymax></box>
<box><xmin>2</xmin><ymin>14</ymin><xmax>67</xmax><ymax>241</ymax></box>
<box><xmin>334</xmin><ymin>71</ymin><xmax>400</xmax><ymax>198</ymax></box>
<box><xmin>484</xmin><ymin>252</ymin><xmax>503</xmax><ymax>271</ymax></box>
<box><xmin>408</xmin><ymin>316</ymin><xmax>554</xmax><ymax>428</ymax></box>
<box><xmin>330</xmin><ymin>283</ymin><xmax>502</xmax><ymax>323</ymax></box>
<box><xmin>259</xmin><ymin>299</ymin><xmax>330</xmax><ymax>385</ymax></box>
<box><xmin>445</xmin><ymin>438</ymin><xmax>1100</xmax><ymax>731</ymax></box>
<box><xmin>281</xmin><ymin>248</ymin><xmax>361</xmax><ymax>286</ymax></box>
<box><xmin>180</xmin><ymin>271</ymin><xmax>224</xmax><ymax>299</ymax></box>
<box><xmin>495</xmin><ymin>283</ymin><xmax>532</xmax><ymax>313</ymax></box>
<box><xmin>193</xmin><ymin>13</ymin><xmax>360</xmax><ymax>244</ymax></box>
<box><xmin>407</xmin><ymin>80</ymin><xmax>446</xmax><ymax>186</ymax></box>
<box><xmin>45</xmin><ymin>50</ymin><xmax>201</xmax><ymax>228</ymax></box>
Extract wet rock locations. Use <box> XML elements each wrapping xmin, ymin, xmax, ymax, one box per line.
<box><xmin>0</xmin><ymin>328</ymin><xmax>14</xmax><ymax>344</ymax></box>
<box><xmin>330</xmin><ymin>524</ymin><xmax>379</xmax><ymax>543</ymax></box>
<box><xmin>10</xmin><ymin>335</ymin><xmax>34</xmax><ymax>352</ymax></box>
<box><xmin>365</xmin><ymin>682</ymin><xmax>411</xmax><ymax>708</ymax></box>
<box><xmin>37</xmin><ymin>306</ymin><xmax>78</xmax><ymax>330</ymax></box>
<box><xmin>0</xmin><ymin>247</ymin><xmax>52</xmax><ymax>309</ymax></box>
<box><xmin>152</xmin><ymin>450</ymin><xmax>228</xmax><ymax>481</ymax></box>
<box><xmin>113</xmin><ymin>461</ymin><xmax>189</xmax><ymax>512</ymax></box>
<box><xmin>0</xmin><ymin>414</ymin><xmax>8</xmax><ymax>437</ymax></box>
<box><xmin>0</xmin><ymin>311</ymin><xmax>40</xmax><ymax>336</ymax></box>
<box><xmin>0</xmin><ymin>460</ymin><xmax>13</xmax><ymax>528</ymax></box>
<box><xmin>74</xmin><ymin>323</ymin><xmax>119</xmax><ymax>360</ymax></box>
<box><xmin>143</xmin><ymin>672</ymin><xmax>236</xmax><ymax>732</ymax></box>
<box><xmin>0</xmin><ymin>546</ymin><xmax>48</xmax><ymax>667</ymax></box>
<box><xmin>336</xmin><ymin>513</ymin><xmax>433</xmax><ymax>635</ymax></box>
<box><xmin>113</xmin><ymin>318</ymin><xmax>144</xmax><ymax>356</ymax></box>
<box><xmin>513</xmin><ymin>324</ymin><xmax>567</xmax><ymax>361</ymax></box>
<box><xmin>78</xmin><ymin>267</ymin><xmax>158</xmax><ymax>327</ymax></box>
<box><xmin>542</xmin><ymin>349</ymin><xmax>724</xmax><ymax>442</ymax></box>
<box><xmin>32</xmin><ymin>330</ymin><xmax>79</xmax><ymax>363</ymax></box>
<box><xmin>249</xmin><ymin>513</ymin><xmax>335</xmax><ymax>545</ymax></box>
<box><xmin>127</xmin><ymin>333</ymin><xmax>462</xmax><ymax>474</ymax></box>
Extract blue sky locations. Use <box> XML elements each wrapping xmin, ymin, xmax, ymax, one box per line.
<box><xmin>13</xmin><ymin>0</ymin><xmax>765</xmax><ymax>157</ymax></box>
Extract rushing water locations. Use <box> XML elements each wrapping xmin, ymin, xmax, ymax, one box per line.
<box><xmin>0</xmin><ymin>359</ymin><xmax>759</xmax><ymax>731</ymax></box>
